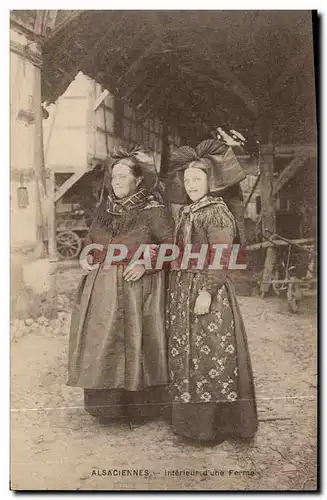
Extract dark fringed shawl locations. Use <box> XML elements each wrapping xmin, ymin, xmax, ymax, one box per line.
<box><xmin>91</xmin><ymin>188</ymin><xmax>164</xmax><ymax>232</ymax></box>
<box><xmin>174</xmin><ymin>195</ymin><xmax>237</xmax><ymax>247</ymax></box>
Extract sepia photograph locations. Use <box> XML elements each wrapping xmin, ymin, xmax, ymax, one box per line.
<box><xmin>10</xmin><ymin>9</ymin><xmax>318</xmax><ymax>491</ymax></box>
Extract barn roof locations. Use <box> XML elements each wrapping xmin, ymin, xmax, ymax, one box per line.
<box><xmin>39</xmin><ymin>10</ymin><xmax>316</xmax><ymax>145</ymax></box>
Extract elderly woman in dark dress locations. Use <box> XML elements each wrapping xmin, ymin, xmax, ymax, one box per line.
<box><xmin>166</xmin><ymin>139</ymin><xmax>258</xmax><ymax>443</ymax></box>
<box><xmin>67</xmin><ymin>146</ymin><xmax>173</xmax><ymax>426</ymax></box>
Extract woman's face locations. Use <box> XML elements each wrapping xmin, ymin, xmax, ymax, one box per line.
<box><xmin>111</xmin><ymin>163</ymin><xmax>142</xmax><ymax>199</ymax></box>
<box><xmin>184</xmin><ymin>166</ymin><xmax>209</xmax><ymax>202</ymax></box>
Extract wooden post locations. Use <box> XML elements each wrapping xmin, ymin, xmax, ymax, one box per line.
<box><xmin>256</xmin><ymin>92</ymin><xmax>278</xmax><ymax>296</ymax></box>
<box><xmin>32</xmin><ymin>40</ymin><xmax>58</xmax><ymax>318</ymax></box>
<box><xmin>259</xmin><ymin>140</ymin><xmax>277</xmax><ymax>294</ymax></box>
<box><xmin>46</xmin><ymin>172</ymin><xmax>58</xmax><ymax>261</ymax></box>
<box><xmin>160</xmin><ymin>121</ymin><xmax>169</xmax><ymax>176</ymax></box>
<box><xmin>44</xmin><ymin>168</ymin><xmax>58</xmax><ymax>318</ymax></box>
<box><xmin>33</xmin><ymin>61</ymin><xmax>48</xmax><ymax>258</ymax></box>
<box><xmin>44</xmin><ymin>109</ymin><xmax>58</xmax><ymax>265</ymax></box>
<box><xmin>86</xmin><ymin>79</ymin><xmax>97</xmax><ymax>160</ymax></box>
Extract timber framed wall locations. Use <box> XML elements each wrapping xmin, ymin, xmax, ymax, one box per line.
<box><xmin>44</xmin><ymin>72</ymin><xmax>182</xmax><ymax>208</ymax></box>
<box><xmin>94</xmin><ymin>85</ymin><xmax>181</xmax><ymax>172</ymax></box>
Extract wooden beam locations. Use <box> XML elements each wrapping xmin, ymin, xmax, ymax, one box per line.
<box><xmin>33</xmin><ymin>10</ymin><xmax>58</xmax><ymax>38</ymax></box>
<box><xmin>272</xmin><ymin>153</ymin><xmax>309</xmax><ymax>196</ymax></box>
<box><xmin>86</xmin><ymin>79</ymin><xmax>97</xmax><ymax>161</ymax></box>
<box><xmin>274</xmin><ymin>143</ymin><xmax>316</xmax><ymax>157</ymax></box>
<box><xmin>227</xmin><ymin>144</ymin><xmax>316</xmax><ymax>160</ymax></box>
<box><xmin>54</xmin><ymin>171</ymin><xmax>86</xmax><ymax>202</ymax></box>
<box><xmin>264</xmin><ymin>232</ymin><xmax>317</xmax><ymax>254</ymax></box>
<box><xmin>95</xmin><ymin>126</ymin><xmax>114</xmax><ymax>137</ymax></box>
<box><xmin>10</xmin><ymin>40</ymin><xmax>42</xmax><ymax>67</ymax></box>
<box><xmin>93</xmin><ymin>89</ymin><xmax>110</xmax><ymax>111</ymax></box>
<box><xmin>33</xmin><ymin>62</ymin><xmax>48</xmax><ymax>257</ymax></box>
<box><xmin>46</xmin><ymin>170</ymin><xmax>58</xmax><ymax>261</ymax></box>
<box><xmin>44</xmin><ymin>11</ymin><xmax>84</xmax><ymax>41</ymax></box>
<box><xmin>246</xmin><ymin>238</ymin><xmax>315</xmax><ymax>251</ymax></box>
<box><xmin>10</xmin><ymin>17</ymin><xmax>43</xmax><ymax>42</ymax></box>
<box><xmin>259</xmin><ymin>141</ymin><xmax>277</xmax><ymax>294</ymax></box>
<box><xmin>44</xmin><ymin>104</ymin><xmax>59</xmax><ymax>160</ymax></box>
<box><xmin>244</xmin><ymin>174</ymin><xmax>261</xmax><ymax>210</ymax></box>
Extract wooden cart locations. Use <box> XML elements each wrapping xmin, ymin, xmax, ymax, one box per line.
<box><xmin>260</xmin><ymin>231</ymin><xmax>317</xmax><ymax>313</ymax></box>
<box><xmin>56</xmin><ymin>206</ymin><xmax>89</xmax><ymax>260</ymax></box>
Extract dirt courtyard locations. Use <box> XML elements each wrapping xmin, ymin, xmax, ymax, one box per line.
<box><xmin>10</xmin><ymin>267</ymin><xmax>317</xmax><ymax>491</ymax></box>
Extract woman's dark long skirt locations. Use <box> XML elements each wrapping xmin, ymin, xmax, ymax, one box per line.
<box><xmin>84</xmin><ymin>386</ymin><xmax>170</xmax><ymax>422</ymax></box>
<box><xmin>171</xmin><ymin>401</ymin><xmax>256</xmax><ymax>442</ymax></box>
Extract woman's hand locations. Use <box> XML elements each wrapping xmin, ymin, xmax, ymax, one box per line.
<box><xmin>148</xmin><ymin>244</ymin><xmax>159</xmax><ymax>263</ymax></box>
<box><xmin>123</xmin><ymin>264</ymin><xmax>146</xmax><ymax>282</ymax></box>
<box><xmin>194</xmin><ymin>290</ymin><xmax>212</xmax><ymax>315</ymax></box>
<box><xmin>82</xmin><ymin>253</ymin><xmax>93</xmax><ymax>275</ymax></box>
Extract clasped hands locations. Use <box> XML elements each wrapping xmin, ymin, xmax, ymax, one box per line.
<box><xmin>123</xmin><ymin>244</ymin><xmax>158</xmax><ymax>282</ymax></box>
<box><xmin>88</xmin><ymin>246</ymin><xmax>213</xmax><ymax>312</ymax></box>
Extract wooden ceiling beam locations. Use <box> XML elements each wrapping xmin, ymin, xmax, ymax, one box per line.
<box><xmin>44</xmin><ymin>11</ymin><xmax>84</xmax><ymax>42</ymax></box>
<box><xmin>272</xmin><ymin>153</ymin><xmax>309</xmax><ymax>196</ymax></box>
<box><xmin>274</xmin><ymin>143</ymin><xmax>316</xmax><ymax>157</ymax></box>
<box><xmin>33</xmin><ymin>11</ymin><xmax>58</xmax><ymax>38</ymax></box>
<box><xmin>54</xmin><ymin>171</ymin><xmax>86</xmax><ymax>202</ymax></box>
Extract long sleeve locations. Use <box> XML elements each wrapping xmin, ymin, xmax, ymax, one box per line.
<box><xmin>195</xmin><ymin>203</ymin><xmax>236</xmax><ymax>295</ymax></box>
<box><xmin>144</xmin><ymin>206</ymin><xmax>174</xmax><ymax>274</ymax></box>
<box><xmin>82</xmin><ymin>199</ymin><xmax>106</xmax><ymax>248</ymax></box>
<box><xmin>149</xmin><ymin>207</ymin><xmax>174</xmax><ymax>244</ymax></box>
<box><xmin>80</xmin><ymin>200</ymin><xmax>118</xmax><ymax>264</ymax></box>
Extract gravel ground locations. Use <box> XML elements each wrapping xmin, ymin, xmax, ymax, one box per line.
<box><xmin>10</xmin><ymin>268</ymin><xmax>317</xmax><ymax>491</ymax></box>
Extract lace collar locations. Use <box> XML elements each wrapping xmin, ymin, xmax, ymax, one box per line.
<box><xmin>181</xmin><ymin>195</ymin><xmax>225</xmax><ymax>215</ymax></box>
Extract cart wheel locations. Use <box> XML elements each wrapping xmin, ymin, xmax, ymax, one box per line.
<box><xmin>56</xmin><ymin>231</ymin><xmax>82</xmax><ymax>260</ymax></box>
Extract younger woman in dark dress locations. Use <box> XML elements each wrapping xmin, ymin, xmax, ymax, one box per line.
<box><xmin>166</xmin><ymin>139</ymin><xmax>258</xmax><ymax>442</ymax></box>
